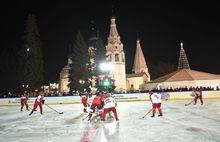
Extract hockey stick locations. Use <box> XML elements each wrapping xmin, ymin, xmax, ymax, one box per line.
<box><xmin>28</xmin><ymin>106</ymin><xmax>37</xmax><ymax>111</ymax></box>
<box><xmin>141</xmin><ymin>108</ymin><xmax>153</xmax><ymax>118</ymax></box>
<box><xmin>44</xmin><ymin>104</ymin><xmax>63</xmax><ymax>114</ymax></box>
<box><xmin>83</xmin><ymin>111</ymin><xmax>101</xmax><ymax>121</ymax></box>
<box><xmin>82</xmin><ymin>114</ymin><xmax>89</xmax><ymax>121</ymax></box>
<box><xmin>185</xmin><ymin>99</ymin><xmax>195</xmax><ymax>106</ymax></box>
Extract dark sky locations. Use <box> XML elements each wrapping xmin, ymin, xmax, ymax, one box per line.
<box><xmin>1</xmin><ymin>0</ymin><xmax>220</xmax><ymax>85</ymax></box>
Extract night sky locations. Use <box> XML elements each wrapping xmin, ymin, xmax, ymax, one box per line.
<box><xmin>1</xmin><ymin>0</ymin><xmax>220</xmax><ymax>87</ymax></box>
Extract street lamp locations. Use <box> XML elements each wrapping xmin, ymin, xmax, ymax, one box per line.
<box><xmin>100</xmin><ymin>62</ymin><xmax>112</xmax><ymax>73</ymax></box>
<box><xmin>22</xmin><ymin>84</ymin><xmax>29</xmax><ymax>92</ymax></box>
<box><xmin>79</xmin><ymin>80</ymin><xmax>85</xmax><ymax>84</ymax></box>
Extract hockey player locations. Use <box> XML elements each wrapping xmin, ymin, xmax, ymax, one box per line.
<box><xmin>81</xmin><ymin>93</ymin><xmax>89</xmax><ymax>113</ymax></box>
<box><xmin>20</xmin><ymin>92</ymin><xmax>29</xmax><ymax>111</ymax></box>
<box><xmin>149</xmin><ymin>91</ymin><xmax>162</xmax><ymax>117</ymax></box>
<box><xmin>102</xmin><ymin>95</ymin><xmax>119</xmax><ymax>121</ymax></box>
<box><xmin>194</xmin><ymin>87</ymin><xmax>204</xmax><ymax>105</ymax></box>
<box><xmin>29</xmin><ymin>91</ymin><xmax>44</xmax><ymax>116</ymax></box>
<box><xmin>190</xmin><ymin>88</ymin><xmax>197</xmax><ymax>97</ymax></box>
<box><xmin>88</xmin><ymin>92</ymin><xmax>104</xmax><ymax>121</ymax></box>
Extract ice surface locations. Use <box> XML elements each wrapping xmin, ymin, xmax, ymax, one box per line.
<box><xmin>1</xmin><ymin>99</ymin><xmax>220</xmax><ymax>142</ymax></box>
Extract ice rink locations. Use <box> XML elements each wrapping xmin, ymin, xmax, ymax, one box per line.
<box><xmin>1</xmin><ymin>99</ymin><xmax>220</xmax><ymax>142</ymax></box>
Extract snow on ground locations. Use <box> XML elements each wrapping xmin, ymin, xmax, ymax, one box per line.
<box><xmin>0</xmin><ymin>99</ymin><xmax>220</xmax><ymax>142</ymax></box>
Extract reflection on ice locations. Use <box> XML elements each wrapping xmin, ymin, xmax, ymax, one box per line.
<box><xmin>103</xmin><ymin>121</ymin><xmax>119</xmax><ymax>135</ymax></box>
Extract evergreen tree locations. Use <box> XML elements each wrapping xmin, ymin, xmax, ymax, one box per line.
<box><xmin>17</xmin><ymin>14</ymin><xmax>44</xmax><ymax>91</ymax></box>
<box><xmin>178</xmin><ymin>42</ymin><xmax>190</xmax><ymax>70</ymax></box>
<box><xmin>94</xmin><ymin>33</ymin><xmax>107</xmax><ymax>72</ymax></box>
<box><xmin>68</xmin><ymin>30</ymin><xmax>91</xmax><ymax>94</ymax></box>
<box><xmin>93</xmin><ymin>33</ymin><xmax>111</xmax><ymax>92</ymax></box>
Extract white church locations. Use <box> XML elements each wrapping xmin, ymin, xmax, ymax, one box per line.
<box><xmin>59</xmin><ymin>16</ymin><xmax>150</xmax><ymax>93</ymax></box>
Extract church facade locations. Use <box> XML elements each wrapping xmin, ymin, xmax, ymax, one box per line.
<box><xmin>106</xmin><ymin>17</ymin><xmax>127</xmax><ymax>92</ymax></box>
<box><xmin>59</xmin><ymin>17</ymin><xmax>150</xmax><ymax>93</ymax></box>
<box><xmin>126</xmin><ymin>39</ymin><xmax>150</xmax><ymax>92</ymax></box>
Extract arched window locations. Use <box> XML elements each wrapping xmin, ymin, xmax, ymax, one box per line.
<box><xmin>115</xmin><ymin>54</ymin><xmax>119</xmax><ymax>62</ymax></box>
<box><xmin>107</xmin><ymin>55</ymin><xmax>111</xmax><ymax>61</ymax></box>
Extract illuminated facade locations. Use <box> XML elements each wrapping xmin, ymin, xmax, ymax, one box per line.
<box><xmin>59</xmin><ymin>17</ymin><xmax>150</xmax><ymax>93</ymax></box>
<box><xmin>106</xmin><ymin>17</ymin><xmax>127</xmax><ymax>92</ymax></box>
<box><xmin>126</xmin><ymin>39</ymin><xmax>150</xmax><ymax>91</ymax></box>
<box><xmin>59</xmin><ymin>58</ymin><xmax>71</xmax><ymax>93</ymax></box>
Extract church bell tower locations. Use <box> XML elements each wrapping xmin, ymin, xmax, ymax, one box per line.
<box><xmin>106</xmin><ymin>17</ymin><xmax>126</xmax><ymax>92</ymax></box>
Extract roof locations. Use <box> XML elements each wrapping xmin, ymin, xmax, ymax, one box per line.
<box><xmin>150</xmin><ymin>69</ymin><xmax>220</xmax><ymax>83</ymax></box>
<box><xmin>132</xmin><ymin>39</ymin><xmax>148</xmax><ymax>73</ymax></box>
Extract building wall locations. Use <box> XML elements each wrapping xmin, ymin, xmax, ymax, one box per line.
<box><xmin>60</xmin><ymin>78</ymin><xmax>69</xmax><ymax>93</ymax></box>
<box><xmin>126</xmin><ymin>76</ymin><xmax>143</xmax><ymax>91</ymax></box>
<box><xmin>110</xmin><ymin>63</ymin><xmax>126</xmax><ymax>92</ymax></box>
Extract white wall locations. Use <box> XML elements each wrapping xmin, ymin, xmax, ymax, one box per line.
<box><xmin>126</xmin><ymin>76</ymin><xmax>143</xmax><ymax>91</ymax></box>
<box><xmin>1</xmin><ymin>91</ymin><xmax>220</xmax><ymax>106</ymax></box>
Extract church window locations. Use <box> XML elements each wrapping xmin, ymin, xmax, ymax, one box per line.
<box><xmin>115</xmin><ymin>54</ymin><xmax>119</xmax><ymax>62</ymax></box>
<box><xmin>107</xmin><ymin>55</ymin><xmax>111</xmax><ymax>61</ymax></box>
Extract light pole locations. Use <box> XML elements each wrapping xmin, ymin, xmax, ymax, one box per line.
<box><xmin>22</xmin><ymin>47</ymin><xmax>30</xmax><ymax>93</ymax></box>
<box><xmin>98</xmin><ymin>62</ymin><xmax>115</xmax><ymax>92</ymax></box>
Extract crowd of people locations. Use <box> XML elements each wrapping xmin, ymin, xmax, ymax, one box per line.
<box><xmin>0</xmin><ymin>85</ymin><xmax>219</xmax><ymax>98</ymax></box>
<box><xmin>137</xmin><ymin>86</ymin><xmax>218</xmax><ymax>94</ymax></box>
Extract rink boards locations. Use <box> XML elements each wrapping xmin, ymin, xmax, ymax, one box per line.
<box><xmin>0</xmin><ymin>90</ymin><xmax>220</xmax><ymax>106</ymax></box>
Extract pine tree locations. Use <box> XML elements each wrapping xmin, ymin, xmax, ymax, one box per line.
<box><xmin>68</xmin><ymin>30</ymin><xmax>91</xmax><ymax>94</ymax></box>
<box><xmin>94</xmin><ymin>33</ymin><xmax>107</xmax><ymax>72</ymax></box>
<box><xmin>17</xmin><ymin>14</ymin><xmax>44</xmax><ymax>91</ymax></box>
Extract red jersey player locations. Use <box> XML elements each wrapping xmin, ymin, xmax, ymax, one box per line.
<box><xmin>20</xmin><ymin>92</ymin><xmax>29</xmax><ymax>111</ymax></box>
<box><xmin>29</xmin><ymin>91</ymin><xmax>44</xmax><ymax>116</ymax></box>
<box><xmin>88</xmin><ymin>92</ymin><xmax>104</xmax><ymax>121</ymax></box>
<box><xmin>81</xmin><ymin>94</ymin><xmax>89</xmax><ymax>113</ymax></box>
<box><xmin>194</xmin><ymin>87</ymin><xmax>204</xmax><ymax>105</ymax></box>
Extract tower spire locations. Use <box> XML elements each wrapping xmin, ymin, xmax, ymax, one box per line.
<box><xmin>108</xmin><ymin>17</ymin><xmax>119</xmax><ymax>41</ymax></box>
<box><xmin>132</xmin><ymin>38</ymin><xmax>149</xmax><ymax>76</ymax></box>
<box><xmin>178</xmin><ymin>42</ymin><xmax>190</xmax><ymax>70</ymax></box>
<box><xmin>106</xmin><ymin>16</ymin><xmax>126</xmax><ymax>92</ymax></box>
